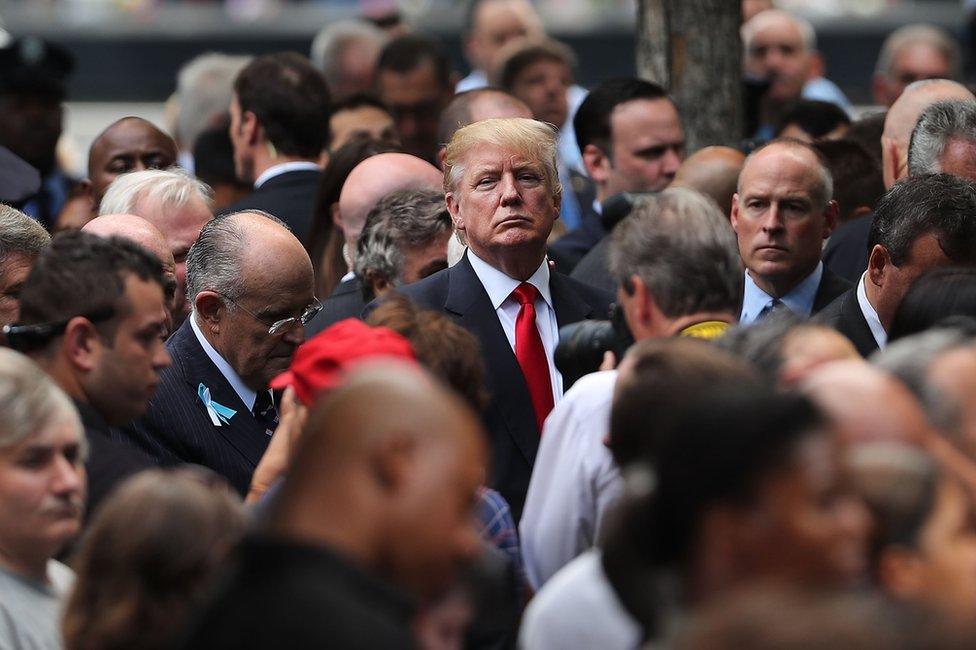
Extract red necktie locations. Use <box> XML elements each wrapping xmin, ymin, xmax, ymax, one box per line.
<box><xmin>512</xmin><ymin>282</ymin><xmax>554</xmax><ymax>434</ymax></box>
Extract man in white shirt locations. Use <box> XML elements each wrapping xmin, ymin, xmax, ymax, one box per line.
<box><xmin>819</xmin><ymin>173</ymin><xmax>976</xmax><ymax>357</ymax></box>
<box><xmin>0</xmin><ymin>349</ymin><xmax>86</xmax><ymax>650</ymax></box>
<box><xmin>127</xmin><ymin>210</ymin><xmax>318</xmax><ymax>495</ymax></box>
<box><xmin>520</xmin><ymin>187</ymin><xmax>742</xmax><ymax>588</ymax></box>
<box><xmin>395</xmin><ymin>117</ymin><xmax>613</xmax><ymax>520</ymax></box>
<box><xmin>224</xmin><ymin>52</ymin><xmax>330</xmax><ymax>243</ymax></box>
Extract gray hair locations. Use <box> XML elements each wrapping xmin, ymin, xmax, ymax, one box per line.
<box><xmin>872</xmin><ymin>327</ymin><xmax>973</xmax><ymax>445</ymax></box>
<box><xmin>0</xmin><ymin>347</ymin><xmax>83</xmax><ymax>453</ymax></box>
<box><xmin>310</xmin><ymin>19</ymin><xmax>386</xmax><ymax>88</ymax></box>
<box><xmin>99</xmin><ymin>168</ymin><xmax>214</xmax><ymax>216</ymax></box>
<box><xmin>741</xmin><ymin>9</ymin><xmax>817</xmax><ymax>53</ymax></box>
<box><xmin>354</xmin><ymin>188</ymin><xmax>452</xmax><ymax>288</ymax></box>
<box><xmin>907</xmin><ymin>100</ymin><xmax>976</xmax><ymax>176</ymax></box>
<box><xmin>874</xmin><ymin>24</ymin><xmax>961</xmax><ymax>80</ymax></box>
<box><xmin>185</xmin><ymin>210</ymin><xmax>286</xmax><ymax>305</ymax></box>
<box><xmin>739</xmin><ymin>139</ymin><xmax>834</xmax><ymax>211</ymax></box>
<box><xmin>609</xmin><ymin>188</ymin><xmax>743</xmax><ymax>318</ymax></box>
<box><xmin>0</xmin><ymin>204</ymin><xmax>50</xmax><ymax>265</ymax></box>
<box><xmin>173</xmin><ymin>52</ymin><xmax>252</xmax><ymax>150</ymax></box>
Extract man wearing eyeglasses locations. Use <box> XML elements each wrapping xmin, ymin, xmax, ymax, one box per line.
<box><xmin>126</xmin><ymin>210</ymin><xmax>317</xmax><ymax>495</ymax></box>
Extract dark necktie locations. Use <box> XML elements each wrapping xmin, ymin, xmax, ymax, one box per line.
<box><xmin>511</xmin><ymin>282</ymin><xmax>554</xmax><ymax>434</ymax></box>
<box><xmin>757</xmin><ymin>298</ymin><xmax>791</xmax><ymax>321</ymax></box>
<box><xmin>253</xmin><ymin>390</ymin><xmax>278</xmax><ymax>436</ymax></box>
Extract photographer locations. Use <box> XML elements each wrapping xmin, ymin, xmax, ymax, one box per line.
<box><xmin>520</xmin><ymin>187</ymin><xmax>743</xmax><ymax>589</ymax></box>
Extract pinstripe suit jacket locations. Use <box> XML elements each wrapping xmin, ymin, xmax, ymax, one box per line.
<box><xmin>122</xmin><ymin>319</ymin><xmax>272</xmax><ymax>495</ymax></box>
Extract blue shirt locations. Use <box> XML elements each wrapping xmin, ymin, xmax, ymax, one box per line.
<box><xmin>740</xmin><ymin>261</ymin><xmax>824</xmax><ymax>325</ymax></box>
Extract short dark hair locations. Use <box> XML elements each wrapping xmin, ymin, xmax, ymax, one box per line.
<box><xmin>497</xmin><ymin>39</ymin><xmax>576</xmax><ymax>91</ymax></box>
<box><xmin>626</xmin><ymin>386</ymin><xmax>826</xmax><ymax>568</ymax></box>
<box><xmin>813</xmin><ymin>139</ymin><xmax>884</xmax><ymax>222</ymax></box>
<box><xmin>193</xmin><ymin>117</ymin><xmax>247</xmax><ymax>189</ymax></box>
<box><xmin>609</xmin><ymin>339</ymin><xmax>762</xmax><ymax>468</ymax></box>
<box><xmin>18</xmin><ymin>231</ymin><xmax>164</xmax><ymax>344</ymax></box>
<box><xmin>233</xmin><ymin>52</ymin><xmax>331</xmax><ymax>159</ymax></box>
<box><xmin>889</xmin><ymin>267</ymin><xmax>976</xmax><ymax>340</ymax></box>
<box><xmin>326</xmin><ymin>93</ymin><xmax>391</xmax><ymax>148</ymax></box>
<box><xmin>868</xmin><ymin>172</ymin><xmax>976</xmax><ymax>266</ymax></box>
<box><xmin>376</xmin><ymin>33</ymin><xmax>453</xmax><ymax>89</ymax></box>
<box><xmin>573</xmin><ymin>77</ymin><xmax>670</xmax><ymax>156</ymax></box>
<box><xmin>775</xmin><ymin>99</ymin><xmax>851</xmax><ymax>139</ymax></box>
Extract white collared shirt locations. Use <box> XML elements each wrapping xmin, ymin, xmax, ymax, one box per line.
<box><xmin>190</xmin><ymin>314</ymin><xmax>258</xmax><ymax>411</ymax></box>
<box><xmin>520</xmin><ymin>370</ymin><xmax>622</xmax><ymax>590</ymax></box>
<box><xmin>467</xmin><ymin>250</ymin><xmax>563</xmax><ymax>404</ymax></box>
<box><xmin>856</xmin><ymin>271</ymin><xmax>888</xmax><ymax>349</ymax></box>
<box><xmin>253</xmin><ymin>161</ymin><xmax>320</xmax><ymax>189</ymax></box>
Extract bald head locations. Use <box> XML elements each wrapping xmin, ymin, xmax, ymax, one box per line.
<box><xmin>88</xmin><ymin>117</ymin><xmax>178</xmax><ymax>204</ymax></box>
<box><xmin>671</xmin><ymin>146</ymin><xmax>745</xmax><ymax>217</ymax></box>
<box><xmin>800</xmin><ymin>360</ymin><xmax>929</xmax><ymax>446</ymax></box>
<box><xmin>337</xmin><ymin>153</ymin><xmax>443</xmax><ymax>256</ymax></box>
<box><xmin>881</xmin><ymin>79</ymin><xmax>975</xmax><ymax>188</ymax></box>
<box><xmin>274</xmin><ymin>362</ymin><xmax>486</xmax><ymax>600</ymax></box>
<box><xmin>437</xmin><ymin>89</ymin><xmax>532</xmax><ymax>169</ymax></box>
<box><xmin>83</xmin><ymin>213</ymin><xmax>178</xmax><ymax>333</ymax></box>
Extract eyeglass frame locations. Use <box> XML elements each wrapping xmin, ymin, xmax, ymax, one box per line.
<box><xmin>218</xmin><ymin>293</ymin><xmax>322</xmax><ymax>336</ymax></box>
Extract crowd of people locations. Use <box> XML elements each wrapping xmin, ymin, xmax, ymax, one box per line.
<box><xmin>3</xmin><ymin>0</ymin><xmax>976</xmax><ymax>648</ymax></box>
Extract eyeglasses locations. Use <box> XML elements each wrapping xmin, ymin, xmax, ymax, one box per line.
<box><xmin>220</xmin><ymin>295</ymin><xmax>322</xmax><ymax>336</ymax></box>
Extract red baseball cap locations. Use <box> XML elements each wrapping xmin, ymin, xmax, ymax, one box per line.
<box><xmin>270</xmin><ymin>318</ymin><xmax>417</xmax><ymax>406</ymax></box>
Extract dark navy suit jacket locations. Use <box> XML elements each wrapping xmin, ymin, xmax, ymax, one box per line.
<box><xmin>121</xmin><ymin>319</ymin><xmax>273</xmax><ymax>495</ymax></box>
<box><xmin>393</xmin><ymin>252</ymin><xmax>613</xmax><ymax>521</ymax></box>
<box><xmin>219</xmin><ymin>169</ymin><xmax>322</xmax><ymax>244</ymax></box>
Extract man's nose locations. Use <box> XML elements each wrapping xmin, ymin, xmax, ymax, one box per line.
<box><xmin>499</xmin><ymin>173</ymin><xmax>521</xmax><ymax>204</ymax></box>
<box><xmin>761</xmin><ymin>204</ymin><xmax>785</xmax><ymax>231</ymax></box>
<box><xmin>52</xmin><ymin>455</ymin><xmax>83</xmax><ymax>496</ymax></box>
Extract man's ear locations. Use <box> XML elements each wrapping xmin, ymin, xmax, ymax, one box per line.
<box><xmin>63</xmin><ymin>317</ymin><xmax>102</xmax><ymax>373</ymax></box>
<box><xmin>882</xmin><ymin>136</ymin><xmax>901</xmax><ymax>187</ymax></box>
<box><xmin>331</xmin><ymin>203</ymin><xmax>343</xmax><ymax>229</ymax></box>
<box><xmin>806</xmin><ymin>51</ymin><xmax>826</xmax><ymax>80</ymax></box>
<box><xmin>730</xmin><ymin>193</ymin><xmax>741</xmax><ymax>233</ymax></box>
<box><xmin>372</xmin><ymin>430</ymin><xmax>416</xmax><ymax>493</ymax></box>
<box><xmin>582</xmin><ymin>144</ymin><xmax>611</xmax><ymax>185</ymax></box>
<box><xmin>446</xmin><ymin>192</ymin><xmax>465</xmax><ymax>233</ymax></box>
<box><xmin>241</xmin><ymin>110</ymin><xmax>260</xmax><ymax>147</ymax></box>
<box><xmin>365</xmin><ymin>271</ymin><xmax>391</xmax><ymax>300</ymax></box>
<box><xmin>867</xmin><ymin>244</ymin><xmax>891</xmax><ymax>289</ymax></box>
<box><xmin>822</xmin><ymin>199</ymin><xmax>840</xmax><ymax>238</ymax></box>
<box><xmin>194</xmin><ymin>291</ymin><xmax>225</xmax><ymax>332</ymax></box>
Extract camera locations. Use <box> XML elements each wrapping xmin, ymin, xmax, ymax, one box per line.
<box><xmin>555</xmin><ymin>303</ymin><xmax>634</xmax><ymax>390</ymax></box>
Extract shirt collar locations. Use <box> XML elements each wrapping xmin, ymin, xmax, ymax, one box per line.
<box><xmin>190</xmin><ymin>313</ymin><xmax>258</xmax><ymax>411</ymax></box>
<box><xmin>466</xmin><ymin>249</ymin><xmax>552</xmax><ymax>311</ymax></box>
<box><xmin>741</xmin><ymin>261</ymin><xmax>824</xmax><ymax>324</ymax></box>
<box><xmin>253</xmin><ymin>161</ymin><xmax>320</xmax><ymax>189</ymax></box>
<box><xmin>856</xmin><ymin>272</ymin><xmax>887</xmax><ymax>348</ymax></box>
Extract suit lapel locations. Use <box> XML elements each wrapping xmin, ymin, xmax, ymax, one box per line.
<box><xmin>169</xmin><ymin>321</ymin><xmax>271</xmax><ymax>468</ymax></box>
<box><xmin>812</xmin><ymin>267</ymin><xmax>853</xmax><ymax>313</ymax></box>
<box><xmin>841</xmin><ymin>289</ymin><xmax>879</xmax><ymax>357</ymax></box>
<box><xmin>446</xmin><ymin>255</ymin><xmax>540</xmax><ymax>465</ymax></box>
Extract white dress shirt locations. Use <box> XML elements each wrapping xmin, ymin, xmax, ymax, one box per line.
<box><xmin>519</xmin><ymin>550</ymin><xmax>642</xmax><ymax>650</ymax></box>
<box><xmin>520</xmin><ymin>370</ymin><xmax>622</xmax><ymax>590</ymax></box>
<box><xmin>467</xmin><ymin>250</ymin><xmax>563</xmax><ymax>403</ymax></box>
<box><xmin>856</xmin><ymin>271</ymin><xmax>887</xmax><ymax>349</ymax></box>
<box><xmin>253</xmin><ymin>161</ymin><xmax>320</xmax><ymax>189</ymax></box>
<box><xmin>190</xmin><ymin>314</ymin><xmax>257</xmax><ymax>411</ymax></box>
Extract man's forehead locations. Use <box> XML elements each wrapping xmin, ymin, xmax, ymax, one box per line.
<box><xmin>610</xmin><ymin>98</ymin><xmax>681</xmax><ymax>130</ymax></box>
<box><xmin>751</xmin><ymin>24</ymin><xmax>803</xmax><ymax>48</ymax></box>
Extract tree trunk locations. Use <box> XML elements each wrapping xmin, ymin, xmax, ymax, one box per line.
<box><xmin>636</xmin><ymin>0</ymin><xmax>743</xmax><ymax>152</ymax></box>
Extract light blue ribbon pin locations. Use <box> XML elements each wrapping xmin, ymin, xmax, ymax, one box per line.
<box><xmin>198</xmin><ymin>383</ymin><xmax>237</xmax><ymax>426</ymax></box>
